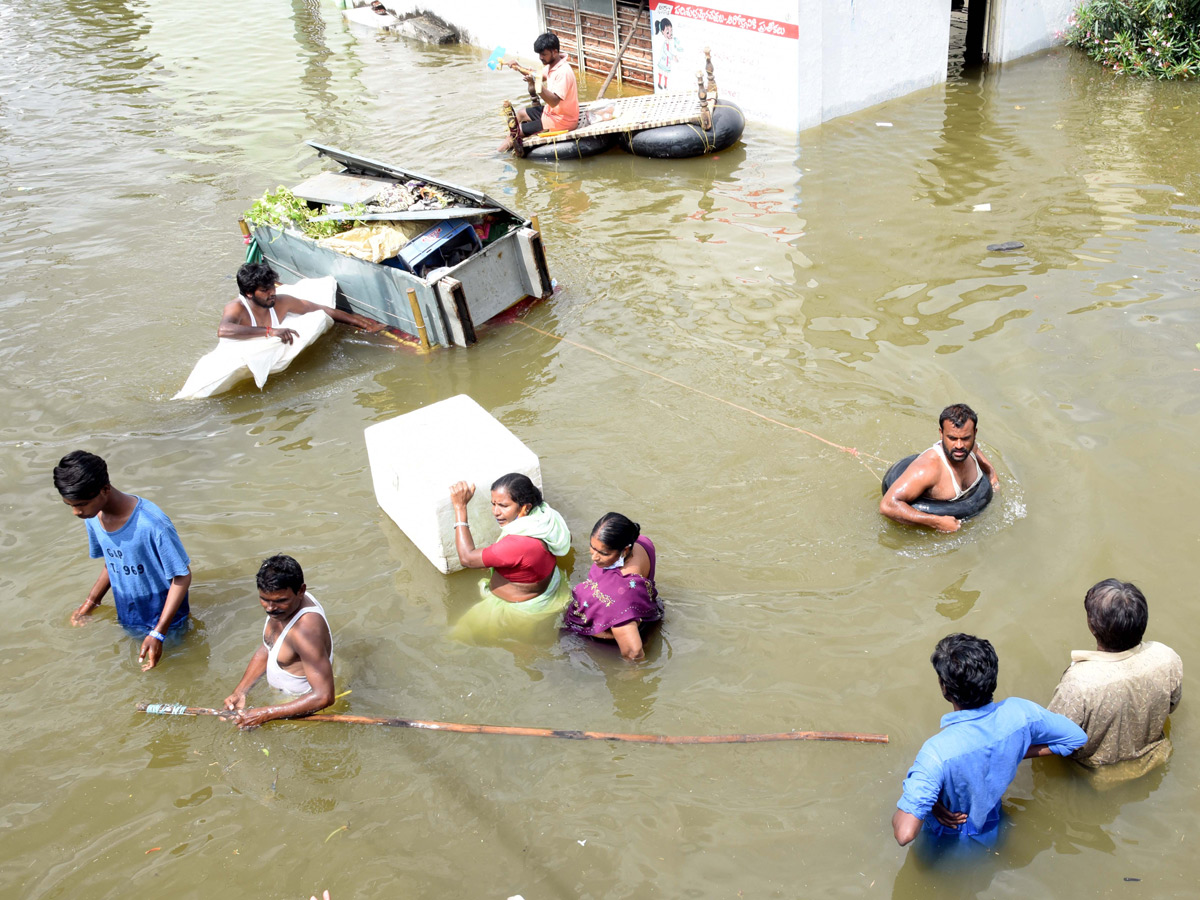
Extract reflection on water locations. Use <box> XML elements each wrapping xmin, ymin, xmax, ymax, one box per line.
<box><xmin>2</xmin><ymin>0</ymin><xmax>1199</xmax><ymax>895</ymax></box>
<box><xmin>934</xmin><ymin>573</ymin><xmax>980</xmax><ymax>620</ymax></box>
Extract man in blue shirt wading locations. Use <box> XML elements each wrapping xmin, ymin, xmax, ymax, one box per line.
<box><xmin>54</xmin><ymin>451</ymin><xmax>192</xmax><ymax>671</ymax></box>
<box><xmin>892</xmin><ymin>633</ymin><xmax>1086</xmax><ymax>846</ymax></box>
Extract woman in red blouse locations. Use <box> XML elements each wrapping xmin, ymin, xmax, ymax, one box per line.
<box><xmin>449</xmin><ymin>473</ymin><xmax>567</xmax><ymax>602</ymax></box>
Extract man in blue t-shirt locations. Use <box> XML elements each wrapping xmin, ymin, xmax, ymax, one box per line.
<box><xmin>892</xmin><ymin>633</ymin><xmax>1086</xmax><ymax>846</ymax></box>
<box><xmin>54</xmin><ymin>451</ymin><xmax>192</xmax><ymax>671</ymax></box>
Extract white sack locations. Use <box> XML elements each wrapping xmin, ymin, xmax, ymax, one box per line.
<box><xmin>174</xmin><ymin>276</ymin><xmax>337</xmax><ymax>400</ymax></box>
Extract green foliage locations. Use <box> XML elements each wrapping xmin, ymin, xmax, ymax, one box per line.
<box><xmin>1066</xmin><ymin>0</ymin><xmax>1200</xmax><ymax>78</ymax></box>
<box><xmin>243</xmin><ymin>187</ymin><xmax>367</xmax><ymax>240</ymax></box>
<box><xmin>244</xmin><ymin>186</ymin><xmax>311</xmax><ymax>230</ymax></box>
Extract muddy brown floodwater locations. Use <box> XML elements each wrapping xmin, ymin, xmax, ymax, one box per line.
<box><xmin>2</xmin><ymin>0</ymin><xmax>1198</xmax><ymax>897</ymax></box>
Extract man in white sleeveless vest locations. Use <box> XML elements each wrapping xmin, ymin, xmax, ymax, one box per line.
<box><xmin>224</xmin><ymin>554</ymin><xmax>334</xmax><ymax>729</ymax></box>
<box><xmin>219</xmin><ymin>262</ymin><xmax>381</xmax><ymax>344</ymax></box>
<box><xmin>880</xmin><ymin>403</ymin><xmax>1000</xmax><ymax>533</ymax></box>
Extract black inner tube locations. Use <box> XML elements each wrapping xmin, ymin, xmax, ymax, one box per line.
<box><xmin>524</xmin><ymin>132</ymin><xmax>617</xmax><ymax>162</ymax></box>
<box><xmin>881</xmin><ymin>453</ymin><xmax>993</xmax><ymax>520</ymax></box>
<box><xmin>620</xmin><ymin>100</ymin><xmax>745</xmax><ymax>159</ymax></box>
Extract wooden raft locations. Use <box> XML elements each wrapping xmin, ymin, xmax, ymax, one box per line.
<box><xmin>522</xmin><ymin>92</ymin><xmax>708</xmax><ymax>148</ymax></box>
<box><xmin>505</xmin><ymin>47</ymin><xmax>720</xmax><ymax>158</ymax></box>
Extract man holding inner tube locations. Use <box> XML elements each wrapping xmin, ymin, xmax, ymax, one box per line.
<box><xmin>879</xmin><ymin>403</ymin><xmax>1000</xmax><ymax>533</ymax></box>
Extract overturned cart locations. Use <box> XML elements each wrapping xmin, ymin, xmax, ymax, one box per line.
<box><xmin>244</xmin><ymin>142</ymin><xmax>552</xmax><ymax>349</ymax></box>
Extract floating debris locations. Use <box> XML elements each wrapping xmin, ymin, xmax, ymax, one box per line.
<box><xmin>370</xmin><ymin>183</ymin><xmax>417</xmax><ymax>212</ymax></box>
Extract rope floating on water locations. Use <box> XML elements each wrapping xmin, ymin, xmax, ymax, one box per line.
<box><xmin>136</xmin><ymin>702</ymin><xmax>888</xmax><ymax>745</ymax></box>
<box><xmin>514</xmin><ymin>321</ymin><xmax>887</xmax><ymax>468</ymax></box>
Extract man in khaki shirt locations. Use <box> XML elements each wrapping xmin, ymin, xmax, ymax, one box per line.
<box><xmin>1048</xmin><ymin>578</ymin><xmax>1183</xmax><ymax>768</ymax></box>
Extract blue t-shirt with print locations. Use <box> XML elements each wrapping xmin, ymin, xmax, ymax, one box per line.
<box><xmin>86</xmin><ymin>496</ymin><xmax>191</xmax><ymax>632</ymax></box>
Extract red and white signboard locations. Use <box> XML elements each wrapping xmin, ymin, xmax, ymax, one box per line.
<box><xmin>649</xmin><ymin>0</ymin><xmax>799</xmax><ymax>126</ymax></box>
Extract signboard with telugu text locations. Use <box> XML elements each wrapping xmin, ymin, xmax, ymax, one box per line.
<box><xmin>649</xmin><ymin>0</ymin><xmax>799</xmax><ymax>127</ymax></box>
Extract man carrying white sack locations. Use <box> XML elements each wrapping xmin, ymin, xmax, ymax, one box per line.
<box><xmin>220</xmin><ymin>262</ymin><xmax>383</xmax><ymax>344</ymax></box>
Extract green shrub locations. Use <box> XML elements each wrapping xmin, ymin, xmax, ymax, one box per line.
<box><xmin>1066</xmin><ymin>0</ymin><xmax>1200</xmax><ymax>78</ymax></box>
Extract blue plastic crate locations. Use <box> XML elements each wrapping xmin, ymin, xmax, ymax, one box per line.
<box><xmin>391</xmin><ymin>219</ymin><xmax>482</xmax><ymax>276</ymax></box>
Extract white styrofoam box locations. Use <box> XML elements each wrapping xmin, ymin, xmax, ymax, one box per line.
<box><xmin>364</xmin><ymin>394</ymin><xmax>541</xmax><ymax>574</ymax></box>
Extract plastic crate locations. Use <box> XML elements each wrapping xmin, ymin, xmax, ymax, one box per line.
<box><xmin>389</xmin><ymin>219</ymin><xmax>482</xmax><ymax>277</ymax></box>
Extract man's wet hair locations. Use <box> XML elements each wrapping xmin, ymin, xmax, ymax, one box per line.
<box><xmin>939</xmin><ymin>403</ymin><xmax>978</xmax><ymax>431</ymax></box>
<box><xmin>1084</xmin><ymin>579</ymin><xmax>1148</xmax><ymax>652</ymax></box>
<box><xmin>53</xmin><ymin>450</ymin><xmax>110</xmax><ymax>502</ymax></box>
<box><xmin>491</xmin><ymin>472</ymin><xmax>543</xmax><ymax>512</ymax></box>
<box><xmin>931</xmin><ymin>633</ymin><xmax>997</xmax><ymax>709</ymax></box>
<box><xmin>257</xmin><ymin>554</ymin><xmax>305</xmax><ymax>594</ymax></box>
<box><xmin>533</xmin><ymin>32</ymin><xmax>560</xmax><ymax>53</ymax></box>
<box><xmin>236</xmin><ymin>262</ymin><xmax>279</xmax><ymax>297</ymax></box>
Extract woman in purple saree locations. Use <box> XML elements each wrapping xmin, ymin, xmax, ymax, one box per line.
<box><xmin>563</xmin><ymin>513</ymin><xmax>662</xmax><ymax>660</ymax></box>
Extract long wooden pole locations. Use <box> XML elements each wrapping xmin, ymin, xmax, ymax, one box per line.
<box><xmin>596</xmin><ymin>0</ymin><xmax>646</xmax><ymax>101</ymax></box>
<box><xmin>137</xmin><ymin>702</ymin><xmax>888</xmax><ymax>745</ymax></box>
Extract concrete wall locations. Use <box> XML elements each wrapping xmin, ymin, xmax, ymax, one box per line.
<box><xmin>816</xmin><ymin>0</ymin><xmax>950</xmax><ymax>123</ymax></box>
<box><xmin>381</xmin><ymin>0</ymin><xmax>542</xmax><ymax>55</ymax></box>
<box><xmin>990</xmin><ymin>0</ymin><xmax>1075</xmax><ymax>63</ymax></box>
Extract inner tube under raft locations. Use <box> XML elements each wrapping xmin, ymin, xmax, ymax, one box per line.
<box><xmin>881</xmin><ymin>453</ymin><xmax>994</xmax><ymax>520</ymax></box>
<box><xmin>619</xmin><ymin>99</ymin><xmax>745</xmax><ymax>159</ymax></box>
<box><xmin>524</xmin><ymin>132</ymin><xmax>618</xmax><ymax>162</ymax></box>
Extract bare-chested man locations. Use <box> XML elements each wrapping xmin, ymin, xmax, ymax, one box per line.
<box><xmin>223</xmin><ymin>554</ymin><xmax>334</xmax><ymax>729</ymax></box>
<box><xmin>219</xmin><ymin>262</ymin><xmax>382</xmax><ymax>344</ymax></box>
<box><xmin>880</xmin><ymin>403</ymin><xmax>1000</xmax><ymax>533</ymax></box>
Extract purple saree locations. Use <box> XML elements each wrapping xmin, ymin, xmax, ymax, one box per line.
<box><xmin>563</xmin><ymin>536</ymin><xmax>663</xmax><ymax>636</ymax></box>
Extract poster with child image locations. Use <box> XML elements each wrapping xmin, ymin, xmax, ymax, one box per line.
<box><xmin>649</xmin><ymin>0</ymin><xmax>799</xmax><ymax>126</ymax></box>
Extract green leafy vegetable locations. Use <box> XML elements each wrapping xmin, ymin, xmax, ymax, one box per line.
<box><xmin>244</xmin><ymin>187</ymin><xmax>367</xmax><ymax>240</ymax></box>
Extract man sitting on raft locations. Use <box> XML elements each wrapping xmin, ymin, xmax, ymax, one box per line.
<box><xmin>880</xmin><ymin>403</ymin><xmax>1000</xmax><ymax>533</ymax></box>
<box><xmin>498</xmin><ymin>32</ymin><xmax>579</xmax><ymax>152</ymax></box>
<box><xmin>219</xmin><ymin>262</ymin><xmax>382</xmax><ymax>345</ymax></box>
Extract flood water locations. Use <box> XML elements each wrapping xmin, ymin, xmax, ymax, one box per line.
<box><xmin>2</xmin><ymin>1</ymin><xmax>1199</xmax><ymax>897</ymax></box>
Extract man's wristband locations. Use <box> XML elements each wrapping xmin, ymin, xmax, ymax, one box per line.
<box><xmin>454</xmin><ymin>522</ymin><xmax>470</xmax><ymax>528</ymax></box>
<box><xmin>148</xmin><ymin>630</ymin><xmax>166</xmax><ymax>642</ymax></box>
<box><xmin>265</xmin><ymin>326</ymin><xmax>272</xmax><ymax>337</ymax></box>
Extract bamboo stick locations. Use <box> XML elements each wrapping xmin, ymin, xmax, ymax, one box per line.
<box><xmin>406</xmin><ymin>287</ymin><xmax>430</xmax><ymax>350</ymax></box>
<box><xmin>597</xmin><ymin>0</ymin><xmax>646</xmax><ymax>100</ymax></box>
<box><xmin>137</xmin><ymin>703</ymin><xmax>888</xmax><ymax>744</ymax></box>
